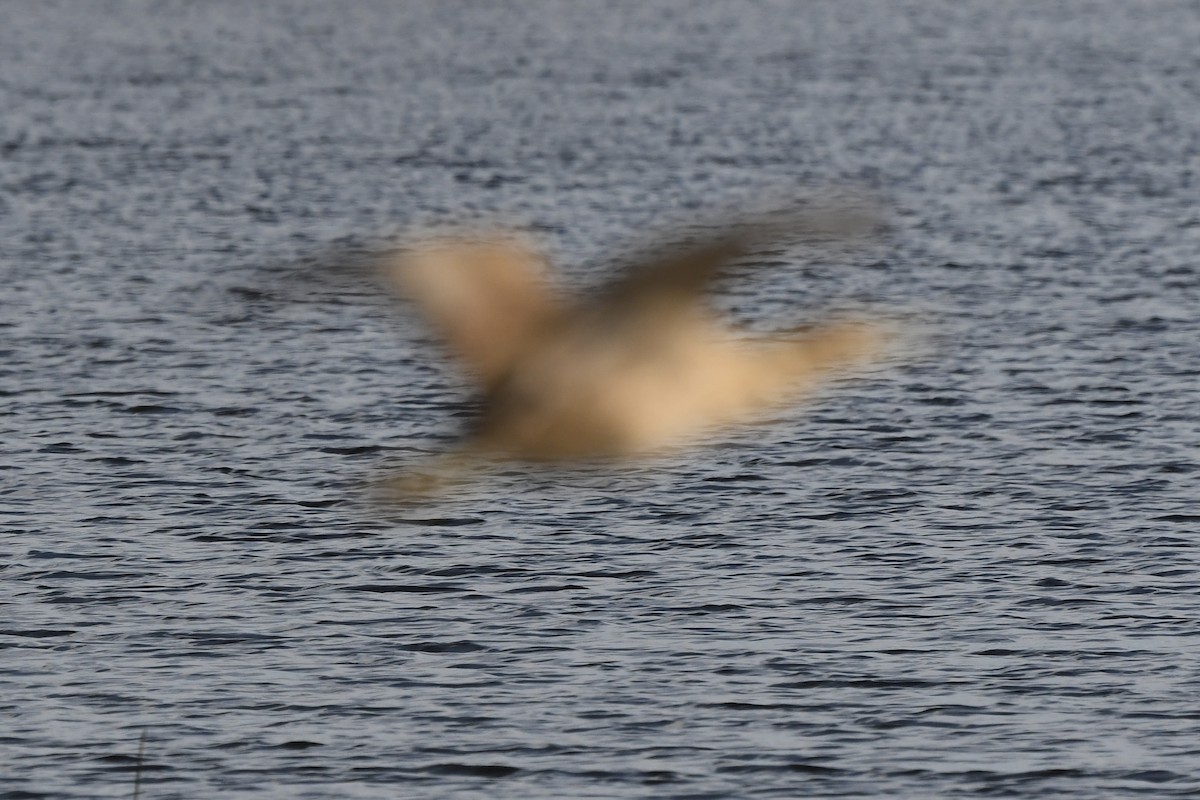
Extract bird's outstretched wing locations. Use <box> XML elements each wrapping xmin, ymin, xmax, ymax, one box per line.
<box><xmin>595</xmin><ymin>201</ymin><xmax>882</xmax><ymax>323</ymax></box>
<box><xmin>391</xmin><ymin>234</ymin><xmax>567</xmax><ymax>388</ymax></box>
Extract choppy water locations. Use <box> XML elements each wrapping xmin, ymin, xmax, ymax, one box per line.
<box><xmin>4</xmin><ymin>1</ymin><xmax>1200</xmax><ymax>797</ymax></box>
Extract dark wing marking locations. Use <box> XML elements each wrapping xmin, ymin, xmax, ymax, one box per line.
<box><xmin>593</xmin><ymin>202</ymin><xmax>882</xmax><ymax>321</ymax></box>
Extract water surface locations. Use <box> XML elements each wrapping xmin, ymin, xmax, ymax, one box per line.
<box><xmin>3</xmin><ymin>1</ymin><xmax>1200</xmax><ymax>797</ymax></box>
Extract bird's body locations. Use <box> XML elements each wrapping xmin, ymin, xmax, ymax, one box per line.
<box><xmin>471</xmin><ymin>306</ymin><xmax>881</xmax><ymax>460</ymax></box>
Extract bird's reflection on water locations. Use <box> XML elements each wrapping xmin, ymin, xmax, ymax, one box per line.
<box><xmin>381</xmin><ymin>202</ymin><xmax>904</xmax><ymax>499</ymax></box>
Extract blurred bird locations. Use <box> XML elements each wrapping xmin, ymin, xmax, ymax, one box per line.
<box><xmin>384</xmin><ymin>203</ymin><xmax>894</xmax><ymax>495</ymax></box>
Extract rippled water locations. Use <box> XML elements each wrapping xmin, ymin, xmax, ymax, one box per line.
<box><xmin>4</xmin><ymin>1</ymin><xmax>1200</xmax><ymax>797</ymax></box>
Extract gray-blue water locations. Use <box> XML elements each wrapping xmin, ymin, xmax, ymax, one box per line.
<box><xmin>4</xmin><ymin>1</ymin><xmax>1200</xmax><ymax>797</ymax></box>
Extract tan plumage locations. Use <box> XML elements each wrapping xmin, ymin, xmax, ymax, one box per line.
<box><xmin>384</xmin><ymin>205</ymin><xmax>894</xmax><ymax>494</ymax></box>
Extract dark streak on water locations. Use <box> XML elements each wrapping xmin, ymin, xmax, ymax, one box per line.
<box><xmin>3</xmin><ymin>1</ymin><xmax>1200</xmax><ymax>798</ymax></box>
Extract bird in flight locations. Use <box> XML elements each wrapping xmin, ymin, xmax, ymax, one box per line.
<box><xmin>383</xmin><ymin>203</ymin><xmax>895</xmax><ymax>496</ymax></box>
